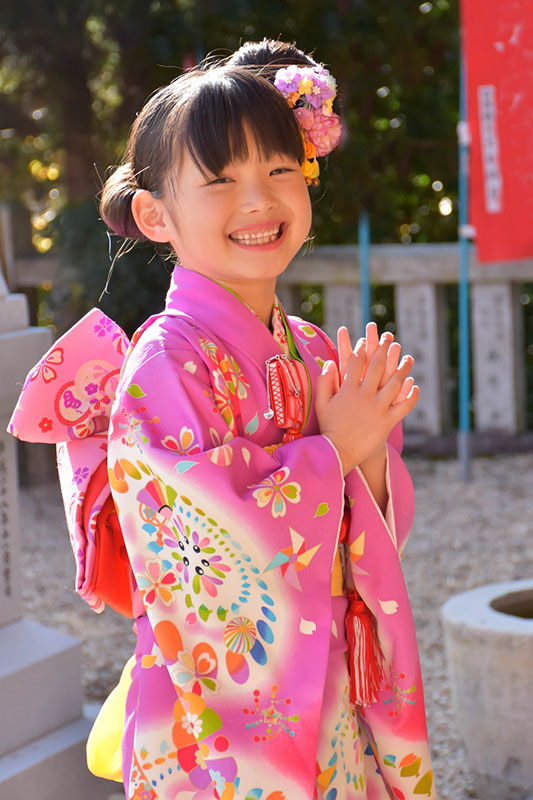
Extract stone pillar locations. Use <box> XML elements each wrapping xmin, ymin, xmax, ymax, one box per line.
<box><xmin>0</xmin><ymin>207</ymin><xmax>118</xmax><ymax>799</ymax></box>
<box><xmin>275</xmin><ymin>283</ymin><xmax>300</xmax><ymax>316</ymax></box>
<box><xmin>323</xmin><ymin>284</ymin><xmax>362</xmax><ymax>342</ymax></box>
<box><xmin>395</xmin><ymin>283</ymin><xmax>447</xmax><ymax>435</ymax></box>
<box><xmin>442</xmin><ymin>580</ymin><xmax>533</xmax><ymax>800</ymax></box>
<box><xmin>0</xmin><ymin>278</ymin><xmax>51</xmax><ymax>626</ymax></box>
<box><xmin>471</xmin><ymin>282</ymin><xmax>525</xmax><ymax>432</ymax></box>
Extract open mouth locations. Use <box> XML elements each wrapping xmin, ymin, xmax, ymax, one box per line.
<box><xmin>229</xmin><ymin>224</ymin><xmax>283</xmax><ymax>247</ymax></box>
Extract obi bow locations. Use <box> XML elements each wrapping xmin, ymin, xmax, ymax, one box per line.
<box><xmin>8</xmin><ymin>309</ymin><xmax>134</xmax><ymax>616</ymax></box>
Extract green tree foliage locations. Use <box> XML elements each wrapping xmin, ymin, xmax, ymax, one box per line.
<box><xmin>0</xmin><ymin>0</ymin><xmax>459</xmax><ymax>333</ymax></box>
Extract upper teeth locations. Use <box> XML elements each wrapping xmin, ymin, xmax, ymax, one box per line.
<box><xmin>231</xmin><ymin>226</ymin><xmax>280</xmax><ymax>243</ymax></box>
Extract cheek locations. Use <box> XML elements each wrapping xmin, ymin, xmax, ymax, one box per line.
<box><xmin>298</xmin><ymin>190</ymin><xmax>313</xmax><ymax>236</ymax></box>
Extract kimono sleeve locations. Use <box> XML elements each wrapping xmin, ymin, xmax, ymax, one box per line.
<box><xmin>344</xmin><ymin>428</ymin><xmax>434</xmax><ymax>795</ymax></box>
<box><xmin>305</xmin><ymin>317</ymin><xmax>415</xmax><ymax>554</ymax></box>
<box><xmin>291</xmin><ymin>319</ymin><xmax>436</xmax><ymax>797</ymax></box>
<box><xmin>108</xmin><ymin>343</ymin><xmax>346</xmax><ymax>798</ymax></box>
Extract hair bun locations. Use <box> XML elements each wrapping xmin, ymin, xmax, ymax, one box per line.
<box><xmin>100</xmin><ymin>162</ymin><xmax>145</xmax><ymax>240</ymax></box>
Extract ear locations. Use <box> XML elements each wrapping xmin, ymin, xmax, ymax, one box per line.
<box><xmin>131</xmin><ymin>190</ymin><xmax>175</xmax><ymax>243</ymax></box>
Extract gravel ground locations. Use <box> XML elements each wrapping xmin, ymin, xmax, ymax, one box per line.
<box><xmin>19</xmin><ymin>452</ymin><xmax>533</xmax><ymax>800</ymax></box>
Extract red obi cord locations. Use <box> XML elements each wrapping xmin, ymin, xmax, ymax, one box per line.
<box><xmin>342</xmin><ymin>506</ymin><xmax>385</xmax><ymax>707</ymax></box>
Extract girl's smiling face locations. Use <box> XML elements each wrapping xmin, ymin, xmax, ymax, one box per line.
<box><xmin>160</xmin><ymin>127</ymin><xmax>312</xmax><ymax>293</ymax></box>
<box><xmin>126</xmin><ymin>69</ymin><xmax>312</xmax><ymax>320</ymax></box>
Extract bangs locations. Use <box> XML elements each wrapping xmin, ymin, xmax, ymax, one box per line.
<box><xmin>173</xmin><ymin>68</ymin><xmax>304</xmax><ymax>178</ymax></box>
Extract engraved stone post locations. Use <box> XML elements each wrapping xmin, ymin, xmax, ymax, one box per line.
<box><xmin>0</xmin><ymin>412</ymin><xmax>22</xmax><ymax>627</ymax></box>
<box><xmin>0</xmin><ymin>287</ymin><xmax>51</xmax><ymax>627</ymax></box>
<box><xmin>395</xmin><ymin>283</ymin><xmax>447</xmax><ymax>435</ymax></box>
<box><xmin>275</xmin><ymin>283</ymin><xmax>300</xmax><ymax>316</ymax></box>
<box><xmin>0</xmin><ymin>205</ymin><xmax>117</xmax><ymax>798</ymax></box>
<box><xmin>471</xmin><ymin>282</ymin><xmax>525</xmax><ymax>432</ymax></box>
<box><xmin>323</xmin><ymin>284</ymin><xmax>362</xmax><ymax>342</ymax></box>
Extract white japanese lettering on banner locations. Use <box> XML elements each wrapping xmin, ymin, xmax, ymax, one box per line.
<box><xmin>478</xmin><ymin>85</ymin><xmax>503</xmax><ymax>214</ymax></box>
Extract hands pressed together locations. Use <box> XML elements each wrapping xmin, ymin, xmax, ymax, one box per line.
<box><xmin>315</xmin><ymin>322</ymin><xmax>419</xmax><ymax>478</ymax></box>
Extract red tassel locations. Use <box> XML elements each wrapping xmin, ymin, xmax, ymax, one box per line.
<box><xmin>346</xmin><ymin>590</ymin><xmax>385</xmax><ymax>707</ymax></box>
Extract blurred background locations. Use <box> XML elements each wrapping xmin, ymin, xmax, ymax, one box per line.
<box><xmin>1</xmin><ymin>0</ymin><xmax>463</xmax><ymax>326</ymax></box>
<box><xmin>2</xmin><ymin>5</ymin><xmax>533</xmax><ymax>799</ymax></box>
<box><xmin>2</xmin><ymin>0</ymin><xmax>531</xmax><ymax>435</ymax></box>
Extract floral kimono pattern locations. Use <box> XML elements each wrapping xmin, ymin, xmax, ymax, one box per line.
<box><xmin>9</xmin><ymin>265</ymin><xmax>437</xmax><ymax>800</ymax></box>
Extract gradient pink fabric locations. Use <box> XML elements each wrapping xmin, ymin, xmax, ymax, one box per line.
<box><xmin>9</xmin><ymin>266</ymin><xmax>437</xmax><ymax>800</ymax></box>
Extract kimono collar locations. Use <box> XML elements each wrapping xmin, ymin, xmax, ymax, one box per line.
<box><xmin>165</xmin><ymin>266</ymin><xmax>286</xmax><ymax>370</ymax></box>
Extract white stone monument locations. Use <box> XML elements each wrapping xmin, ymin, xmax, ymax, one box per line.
<box><xmin>395</xmin><ymin>283</ymin><xmax>448</xmax><ymax>436</ymax></box>
<box><xmin>0</xmin><ymin>208</ymin><xmax>119</xmax><ymax>798</ymax></box>
<box><xmin>471</xmin><ymin>282</ymin><xmax>526</xmax><ymax>432</ymax></box>
<box><xmin>442</xmin><ymin>580</ymin><xmax>533</xmax><ymax>800</ymax></box>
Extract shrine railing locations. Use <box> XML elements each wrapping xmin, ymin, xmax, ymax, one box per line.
<box><xmin>278</xmin><ymin>244</ymin><xmax>531</xmax><ymax>436</ymax></box>
<box><xmin>2</xmin><ymin>197</ymin><xmax>530</xmax><ymax>438</ymax></box>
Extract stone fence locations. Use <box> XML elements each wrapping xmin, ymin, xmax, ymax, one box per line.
<box><xmin>2</xmin><ymin>201</ymin><xmax>531</xmax><ymax>438</ymax></box>
<box><xmin>278</xmin><ymin>244</ymin><xmax>531</xmax><ymax>437</ymax></box>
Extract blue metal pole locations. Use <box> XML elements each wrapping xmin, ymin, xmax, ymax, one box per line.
<box><xmin>359</xmin><ymin>208</ymin><xmax>371</xmax><ymax>334</ymax></box>
<box><xmin>458</xmin><ymin>56</ymin><xmax>471</xmax><ymax>481</ymax></box>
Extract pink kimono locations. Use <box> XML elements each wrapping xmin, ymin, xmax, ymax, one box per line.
<box><xmin>9</xmin><ymin>265</ymin><xmax>437</xmax><ymax>800</ymax></box>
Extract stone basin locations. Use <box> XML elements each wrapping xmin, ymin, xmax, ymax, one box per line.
<box><xmin>442</xmin><ymin>579</ymin><xmax>533</xmax><ymax>800</ymax></box>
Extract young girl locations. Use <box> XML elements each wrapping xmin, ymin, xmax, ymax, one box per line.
<box><xmin>9</xmin><ymin>44</ymin><xmax>438</xmax><ymax>800</ymax></box>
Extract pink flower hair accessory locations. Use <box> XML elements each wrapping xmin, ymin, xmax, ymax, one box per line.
<box><xmin>274</xmin><ymin>64</ymin><xmax>342</xmax><ymax>185</ymax></box>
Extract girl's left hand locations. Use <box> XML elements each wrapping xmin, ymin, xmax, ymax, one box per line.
<box><xmin>337</xmin><ymin>323</ymin><xmax>414</xmax><ymax>406</ymax></box>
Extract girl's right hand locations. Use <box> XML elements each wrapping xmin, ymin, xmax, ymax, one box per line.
<box><xmin>315</xmin><ymin>335</ymin><xmax>418</xmax><ymax>476</ymax></box>
<box><xmin>338</xmin><ymin>323</ymin><xmax>415</xmax><ymax>406</ymax></box>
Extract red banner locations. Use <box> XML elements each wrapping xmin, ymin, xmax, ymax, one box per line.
<box><xmin>460</xmin><ymin>0</ymin><xmax>533</xmax><ymax>262</ymax></box>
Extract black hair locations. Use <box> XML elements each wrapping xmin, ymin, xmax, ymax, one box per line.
<box><xmin>100</xmin><ymin>65</ymin><xmax>303</xmax><ymax>239</ymax></box>
<box><xmin>228</xmin><ymin>38</ymin><xmax>318</xmax><ymax>77</ymax></box>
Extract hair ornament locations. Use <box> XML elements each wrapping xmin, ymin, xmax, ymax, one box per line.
<box><xmin>274</xmin><ymin>64</ymin><xmax>341</xmax><ymax>185</ymax></box>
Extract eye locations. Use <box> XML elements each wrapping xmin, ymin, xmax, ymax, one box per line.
<box><xmin>271</xmin><ymin>167</ymin><xmax>294</xmax><ymax>176</ymax></box>
<box><xmin>207</xmin><ymin>176</ymin><xmax>231</xmax><ymax>185</ymax></box>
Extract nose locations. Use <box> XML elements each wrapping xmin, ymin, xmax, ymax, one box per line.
<box><xmin>239</xmin><ymin>174</ymin><xmax>277</xmax><ymax>214</ymax></box>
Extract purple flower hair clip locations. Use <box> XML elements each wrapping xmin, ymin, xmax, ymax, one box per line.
<box><xmin>274</xmin><ymin>65</ymin><xmax>342</xmax><ymax>185</ymax></box>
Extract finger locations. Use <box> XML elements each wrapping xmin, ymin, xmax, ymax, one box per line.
<box><xmin>379</xmin><ymin>341</ymin><xmax>401</xmax><ymax>388</ymax></box>
<box><xmin>365</xmin><ymin>322</ymin><xmax>380</xmax><ymax>360</ymax></box>
<box><xmin>361</xmin><ymin>329</ymin><xmax>392</xmax><ymax>382</ymax></box>
<box><xmin>389</xmin><ymin>385</ymin><xmax>420</xmax><ymax>423</ymax></box>
<box><xmin>354</xmin><ymin>337</ymin><xmax>366</xmax><ymax>357</ymax></box>
<box><xmin>372</xmin><ymin>331</ymin><xmax>394</xmax><ymax>374</ymax></box>
<box><xmin>337</xmin><ymin>326</ymin><xmax>353</xmax><ymax>384</ymax></box>
<box><xmin>361</xmin><ymin>338</ymin><xmax>390</xmax><ymax>391</ymax></box>
<box><xmin>356</xmin><ymin>337</ymin><xmax>368</xmax><ymax>379</ymax></box>
<box><xmin>343</xmin><ymin>340</ymin><xmax>366</xmax><ymax>386</ymax></box>
<box><xmin>379</xmin><ymin>355</ymin><xmax>414</xmax><ymax>404</ymax></box>
<box><xmin>397</xmin><ymin>354</ymin><xmax>414</xmax><ymax>381</ymax></box>
<box><xmin>315</xmin><ymin>360</ymin><xmax>339</xmax><ymax>415</ymax></box>
<box><xmin>350</xmin><ymin>337</ymin><xmax>366</xmax><ymax>382</ymax></box>
<box><xmin>391</xmin><ymin>375</ymin><xmax>415</xmax><ymax>406</ymax></box>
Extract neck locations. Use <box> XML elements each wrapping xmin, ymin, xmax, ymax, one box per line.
<box><xmin>219</xmin><ymin>277</ymin><xmax>277</xmax><ymax>327</ymax></box>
